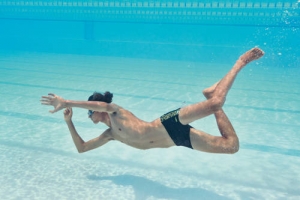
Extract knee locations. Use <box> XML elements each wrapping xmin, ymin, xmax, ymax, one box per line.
<box><xmin>227</xmin><ymin>138</ymin><xmax>239</xmax><ymax>154</ymax></box>
<box><xmin>228</xmin><ymin>145</ymin><xmax>239</xmax><ymax>154</ymax></box>
<box><xmin>209</xmin><ymin>97</ymin><xmax>225</xmax><ymax>111</ymax></box>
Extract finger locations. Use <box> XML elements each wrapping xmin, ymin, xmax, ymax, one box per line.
<box><xmin>48</xmin><ymin>93</ymin><xmax>56</xmax><ymax>97</ymax></box>
<box><xmin>41</xmin><ymin>102</ymin><xmax>51</xmax><ymax>105</ymax></box>
<box><xmin>40</xmin><ymin>100</ymin><xmax>51</xmax><ymax>104</ymax></box>
<box><xmin>49</xmin><ymin>108</ymin><xmax>59</xmax><ymax>113</ymax></box>
<box><xmin>41</xmin><ymin>96</ymin><xmax>52</xmax><ymax>100</ymax></box>
<box><xmin>40</xmin><ymin>99</ymin><xmax>50</xmax><ymax>103</ymax></box>
<box><xmin>53</xmin><ymin>107</ymin><xmax>61</xmax><ymax>113</ymax></box>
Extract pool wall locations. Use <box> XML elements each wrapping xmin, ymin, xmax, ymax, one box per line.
<box><xmin>0</xmin><ymin>1</ymin><xmax>299</xmax><ymax>66</ymax></box>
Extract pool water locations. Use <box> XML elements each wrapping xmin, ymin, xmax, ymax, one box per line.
<box><xmin>1</xmin><ymin>51</ymin><xmax>299</xmax><ymax>199</ymax></box>
<box><xmin>0</xmin><ymin>1</ymin><xmax>300</xmax><ymax>199</ymax></box>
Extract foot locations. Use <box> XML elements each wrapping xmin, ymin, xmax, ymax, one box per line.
<box><xmin>203</xmin><ymin>48</ymin><xmax>264</xmax><ymax>100</ymax></box>
<box><xmin>202</xmin><ymin>81</ymin><xmax>219</xmax><ymax>99</ymax></box>
<box><xmin>239</xmin><ymin>47</ymin><xmax>264</xmax><ymax>64</ymax></box>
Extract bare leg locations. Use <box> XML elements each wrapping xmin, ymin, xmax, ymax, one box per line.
<box><xmin>189</xmin><ymin>109</ymin><xmax>239</xmax><ymax>153</ymax></box>
<box><xmin>179</xmin><ymin>47</ymin><xmax>264</xmax><ymax>125</ymax></box>
<box><xmin>189</xmin><ymin>83</ymin><xmax>239</xmax><ymax>153</ymax></box>
<box><xmin>204</xmin><ymin>47</ymin><xmax>264</xmax><ymax>103</ymax></box>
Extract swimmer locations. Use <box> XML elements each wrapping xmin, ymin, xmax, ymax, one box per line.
<box><xmin>41</xmin><ymin>47</ymin><xmax>264</xmax><ymax>154</ymax></box>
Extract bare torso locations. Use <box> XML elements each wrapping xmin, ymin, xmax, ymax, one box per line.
<box><xmin>107</xmin><ymin>106</ymin><xmax>175</xmax><ymax>149</ymax></box>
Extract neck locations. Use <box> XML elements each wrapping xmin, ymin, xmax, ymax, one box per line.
<box><xmin>103</xmin><ymin>115</ymin><xmax>111</xmax><ymax>127</ymax></box>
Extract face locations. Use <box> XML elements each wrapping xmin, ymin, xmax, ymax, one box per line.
<box><xmin>88</xmin><ymin>110</ymin><xmax>94</xmax><ymax>118</ymax></box>
<box><xmin>88</xmin><ymin>110</ymin><xmax>107</xmax><ymax>124</ymax></box>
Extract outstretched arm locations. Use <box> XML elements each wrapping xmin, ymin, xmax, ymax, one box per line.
<box><xmin>64</xmin><ymin>108</ymin><xmax>114</xmax><ymax>153</ymax></box>
<box><xmin>41</xmin><ymin>93</ymin><xmax>118</xmax><ymax>113</ymax></box>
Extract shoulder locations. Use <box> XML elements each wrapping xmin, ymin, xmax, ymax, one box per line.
<box><xmin>110</xmin><ymin>103</ymin><xmax>121</xmax><ymax>109</ymax></box>
<box><xmin>106</xmin><ymin>103</ymin><xmax>122</xmax><ymax>114</ymax></box>
<box><xmin>109</xmin><ymin>103</ymin><xmax>127</xmax><ymax>114</ymax></box>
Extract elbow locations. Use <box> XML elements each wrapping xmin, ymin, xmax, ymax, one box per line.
<box><xmin>77</xmin><ymin>145</ymin><xmax>86</xmax><ymax>153</ymax></box>
<box><xmin>77</xmin><ymin>148</ymin><xmax>85</xmax><ymax>153</ymax></box>
<box><xmin>78</xmin><ymin>149</ymin><xmax>84</xmax><ymax>153</ymax></box>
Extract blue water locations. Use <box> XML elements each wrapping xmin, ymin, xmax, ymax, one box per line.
<box><xmin>1</xmin><ymin>1</ymin><xmax>300</xmax><ymax>199</ymax></box>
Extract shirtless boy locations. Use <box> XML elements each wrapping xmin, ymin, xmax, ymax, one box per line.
<box><xmin>41</xmin><ymin>48</ymin><xmax>264</xmax><ymax>154</ymax></box>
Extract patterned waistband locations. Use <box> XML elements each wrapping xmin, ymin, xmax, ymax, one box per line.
<box><xmin>160</xmin><ymin>109</ymin><xmax>179</xmax><ymax>122</ymax></box>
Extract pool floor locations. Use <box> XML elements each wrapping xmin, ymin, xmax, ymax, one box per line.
<box><xmin>0</xmin><ymin>51</ymin><xmax>299</xmax><ymax>199</ymax></box>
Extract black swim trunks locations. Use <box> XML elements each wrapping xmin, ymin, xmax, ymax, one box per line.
<box><xmin>160</xmin><ymin>108</ymin><xmax>193</xmax><ymax>149</ymax></box>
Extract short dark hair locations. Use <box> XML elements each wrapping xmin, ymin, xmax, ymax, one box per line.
<box><xmin>88</xmin><ymin>91</ymin><xmax>113</xmax><ymax>103</ymax></box>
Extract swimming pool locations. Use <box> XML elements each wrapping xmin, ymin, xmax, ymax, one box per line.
<box><xmin>0</xmin><ymin>1</ymin><xmax>299</xmax><ymax>199</ymax></box>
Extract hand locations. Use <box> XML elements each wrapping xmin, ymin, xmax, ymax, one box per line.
<box><xmin>64</xmin><ymin>107</ymin><xmax>73</xmax><ymax>122</ymax></box>
<box><xmin>41</xmin><ymin>93</ymin><xmax>66</xmax><ymax>113</ymax></box>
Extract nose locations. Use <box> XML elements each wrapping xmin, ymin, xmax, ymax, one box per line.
<box><xmin>89</xmin><ymin>114</ymin><xmax>94</xmax><ymax>120</ymax></box>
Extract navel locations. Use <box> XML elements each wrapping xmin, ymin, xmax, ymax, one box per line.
<box><xmin>119</xmin><ymin>128</ymin><xmax>122</xmax><ymax>131</ymax></box>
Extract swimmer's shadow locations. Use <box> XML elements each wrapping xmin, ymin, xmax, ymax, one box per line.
<box><xmin>87</xmin><ymin>174</ymin><xmax>228</xmax><ymax>200</ymax></box>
